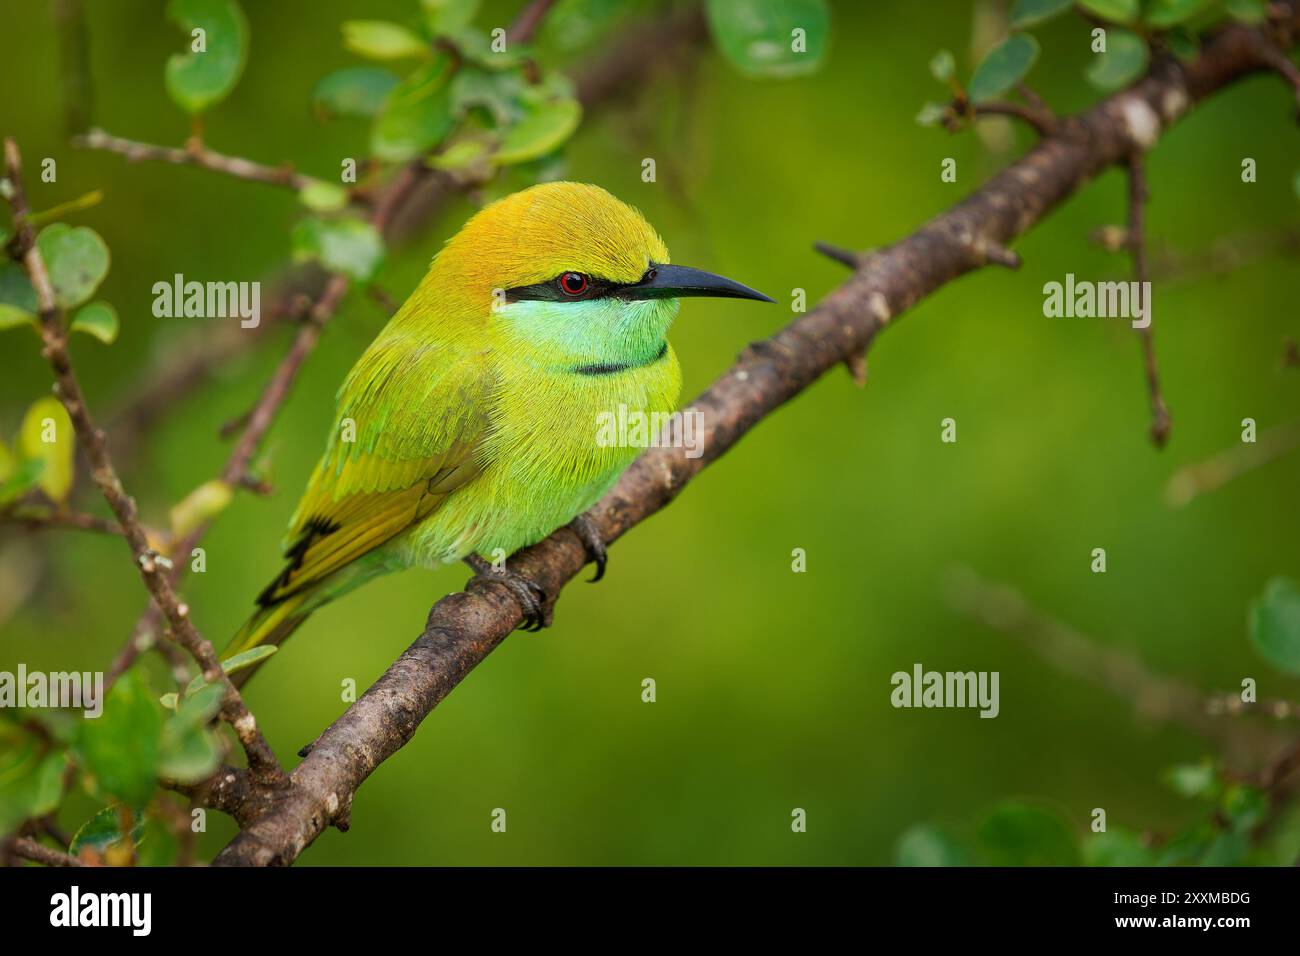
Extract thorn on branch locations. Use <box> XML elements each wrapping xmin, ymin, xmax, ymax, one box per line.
<box><xmin>844</xmin><ymin>350</ymin><xmax>868</xmax><ymax>388</ymax></box>
<box><xmin>974</xmin><ymin>236</ymin><xmax>1022</xmax><ymax>269</ymax></box>
<box><xmin>813</xmin><ymin>240</ymin><xmax>866</xmax><ymax>269</ymax></box>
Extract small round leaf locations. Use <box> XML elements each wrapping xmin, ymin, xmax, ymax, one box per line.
<box><xmin>968</xmin><ymin>34</ymin><xmax>1040</xmax><ymax>103</ymax></box>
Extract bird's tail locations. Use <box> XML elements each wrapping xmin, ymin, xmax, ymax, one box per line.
<box><xmin>223</xmin><ymin>590</ymin><xmax>316</xmax><ymax>688</ymax></box>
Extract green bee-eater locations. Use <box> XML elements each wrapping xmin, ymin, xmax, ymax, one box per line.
<box><xmin>226</xmin><ymin>182</ymin><xmax>772</xmax><ymax>683</ymax></box>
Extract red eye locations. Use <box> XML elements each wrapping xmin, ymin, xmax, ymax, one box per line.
<box><xmin>559</xmin><ymin>272</ymin><xmax>588</xmax><ymax>296</ymax></box>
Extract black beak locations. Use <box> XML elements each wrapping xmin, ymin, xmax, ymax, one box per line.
<box><xmin>618</xmin><ymin>263</ymin><xmax>775</xmax><ymax>303</ymax></box>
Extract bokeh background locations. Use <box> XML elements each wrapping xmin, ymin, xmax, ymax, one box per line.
<box><xmin>2</xmin><ymin>0</ymin><xmax>1299</xmax><ymax>865</ymax></box>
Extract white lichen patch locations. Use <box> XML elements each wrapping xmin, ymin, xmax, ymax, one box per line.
<box><xmin>868</xmin><ymin>292</ymin><xmax>891</xmax><ymax>324</ymax></box>
<box><xmin>1120</xmin><ymin>96</ymin><xmax>1161</xmax><ymax>149</ymax></box>
<box><xmin>1160</xmin><ymin>85</ymin><xmax>1189</xmax><ymax>123</ymax></box>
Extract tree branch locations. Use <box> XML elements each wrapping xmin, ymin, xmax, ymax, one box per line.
<box><xmin>72</xmin><ymin>127</ymin><xmax>319</xmax><ymax>192</ymax></box>
<box><xmin>9</xmin><ymin>836</ymin><xmax>82</xmax><ymax>868</ymax></box>
<box><xmin>209</xmin><ymin>6</ymin><xmax>1300</xmax><ymax>866</ymax></box>
<box><xmin>3</xmin><ymin>138</ymin><xmax>286</xmax><ymax>788</ymax></box>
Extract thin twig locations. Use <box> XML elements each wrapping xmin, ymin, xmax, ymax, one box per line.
<box><xmin>1164</xmin><ymin>419</ymin><xmax>1300</xmax><ymax>508</ymax></box>
<box><xmin>3</xmin><ymin>138</ymin><xmax>286</xmax><ymax>788</ymax></box>
<box><xmin>73</xmin><ymin>127</ymin><xmax>319</xmax><ymax>192</ymax></box>
<box><xmin>0</xmin><ymin>505</ymin><xmax>123</xmax><ymax>535</ymax></box>
<box><xmin>10</xmin><ymin>836</ymin><xmax>82</xmax><ymax>867</ymax></box>
<box><xmin>972</xmin><ymin>100</ymin><xmax>1056</xmax><ymax>136</ymax></box>
<box><xmin>1127</xmin><ymin>154</ymin><xmax>1172</xmax><ymax>447</ymax></box>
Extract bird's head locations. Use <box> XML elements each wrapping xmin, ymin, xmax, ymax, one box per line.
<box><xmin>422</xmin><ymin>182</ymin><xmax>772</xmax><ymax>372</ymax></box>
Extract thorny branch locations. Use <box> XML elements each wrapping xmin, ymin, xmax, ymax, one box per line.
<box><xmin>210</xmin><ymin>5</ymin><xmax>1300</xmax><ymax>866</ymax></box>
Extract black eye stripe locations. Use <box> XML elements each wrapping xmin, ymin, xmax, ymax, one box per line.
<box><xmin>504</xmin><ymin>272</ymin><xmax>619</xmax><ymax>303</ymax></box>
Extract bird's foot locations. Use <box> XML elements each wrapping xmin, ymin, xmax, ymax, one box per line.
<box><xmin>568</xmin><ymin>514</ymin><xmax>607</xmax><ymax>583</ymax></box>
<box><xmin>464</xmin><ymin>554</ymin><xmax>551</xmax><ymax>632</ymax></box>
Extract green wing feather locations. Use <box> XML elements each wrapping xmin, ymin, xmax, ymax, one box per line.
<box><xmin>265</xmin><ymin>335</ymin><xmax>493</xmax><ymax>605</ymax></box>
<box><xmin>225</xmin><ymin>330</ymin><xmax>494</xmax><ymax>661</ymax></box>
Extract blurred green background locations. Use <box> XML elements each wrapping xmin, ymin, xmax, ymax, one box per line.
<box><xmin>2</xmin><ymin>0</ymin><xmax>1299</xmax><ymax>865</ymax></box>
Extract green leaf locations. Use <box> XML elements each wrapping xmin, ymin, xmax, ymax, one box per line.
<box><xmin>1153</xmin><ymin>820</ymin><xmax>1215</xmax><ymax>865</ymax></box>
<box><xmin>158</xmin><ymin>683</ymin><xmax>223</xmax><ymax>781</ymax></box>
<box><xmin>1009</xmin><ymin>0</ymin><xmax>1074</xmax><ymax>28</ymax></box>
<box><xmin>704</xmin><ymin>0</ymin><xmax>829</xmax><ymax>78</ymax></box>
<box><xmin>298</xmin><ymin>179</ymin><xmax>350</xmax><ymax>212</ymax></box>
<box><xmin>20</xmin><ymin>397</ymin><xmax>74</xmax><ymax>503</ymax></box>
<box><xmin>164</xmin><ymin>0</ymin><xmax>249</xmax><ymax>114</ymax></box>
<box><xmin>312</xmin><ymin>67</ymin><xmax>400</xmax><ymax>120</ymax></box>
<box><xmin>291</xmin><ymin>217</ymin><xmax>386</xmax><ymax>282</ymax></box>
<box><xmin>1225</xmin><ymin>0</ymin><xmax>1269</xmax><ymax>23</ymax></box>
<box><xmin>28</xmin><ymin>189</ymin><xmax>104</xmax><ymax>227</ymax></box>
<box><xmin>169</xmin><ymin>478</ymin><xmax>234</xmax><ymax>537</ymax></box>
<box><xmin>968</xmin><ymin>34</ymin><xmax>1040</xmax><ymax>103</ymax></box>
<box><xmin>915</xmin><ymin>102</ymin><xmax>948</xmax><ymax>127</ymax></box>
<box><xmin>0</xmin><ymin>458</ymin><xmax>43</xmax><ymax>506</ymax></box>
<box><xmin>68</xmin><ymin>805</ymin><xmax>146</xmax><ymax>857</ymax></box>
<box><xmin>342</xmin><ymin>20</ymin><xmax>429</xmax><ymax>60</ymax></box>
<box><xmin>1085</xmin><ymin>28</ymin><xmax>1149</xmax><ymax>90</ymax></box>
<box><xmin>977</xmin><ymin>801</ymin><xmax>1080</xmax><ymax>866</ymax></box>
<box><xmin>1200</xmin><ymin>829</ymin><xmax>1249</xmax><ymax>866</ymax></box>
<box><xmin>1249</xmin><ymin>577</ymin><xmax>1300</xmax><ymax>675</ymax></box>
<box><xmin>217</xmin><ymin>644</ymin><xmax>278</xmax><ymax>676</ymax></box>
<box><xmin>1164</xmin><ymin>761</ymin><xmax>1220</xmax><ymax>800</ymax></box>
<box><xmin>1166</xmin><ymin>26</ymin><xmax>1200</xmax><ymax>62</ymax></box>
<box><xmin>450</xmin><ymin>68</ymin><xmax>527</xmax><ymax>127</ymax></box>
<box><xmin>1083</xmin><ymin>827</ymin><xmax>1154</xmax><ymax>866</ymax></box>
<box><xmin>181</xmin><ymin>646</ymin><xmax>278</xmax><ymax>699</ymax></box>
<box><xmin>36</xmin><ymin>223</ymin><xmax>110</xmax><ymax>309</ymax></box>
<box><xmin>75</xmin><ymin>672</ymin><xmax>162</xmax><ymax>806</ymax></box>
<box><xmin>447</xmin><ymin>26</ymin><xmax>524</xmax><ymax>69</ymax></box>
<box><xmin>542</xmin><ymin>0</ymin><xmax>628</xmax><ymax>52</ymax></box>
<box><xmin>428</xmin><ymin>139</ymin><xmax>491</xmax><ymax>171</ymax></box>
<box><xmin>1294</xmin><ymin>169</ymin><xmax>1300</xmax><ymax>203</ymax></box>
<box><xmin>69</xmin><ymin>301</ymin><xmax>119</xmax><ymax>344</ymax></box>
<box><xmin>0</xmin><ymin>303</ymin><xmax>34</xmax><ymax>330</ymax></box>
<box><xmin>0</xmin><ymin>738</ymin><xmax>65</xmax><ymax>835</ymax></box>
<box><xmin>0</xmin><ymin>260</ymin><xmax>38</xmax><ymax>319</ymax></box>
<box><xmin>1145</xmin><ymin>0</ymin><xmax>1210</xmax><ymax>27</ymax></box>
<box><xmin>421</xmin><ymin>0</ymin><xmax>480</xmax><ymax>35</ymax></box>
<box><xmin>895</xmin><ymin>824</ymin><xmax>970</xmax><ymax>866</ymax></box>
<box><xmin>1078</xmin><ymin>0</ymin><xmax>1139</xmax><ymax>21</ymax></box>
<box><xmin>370</xmin><ymin>57</ymin><xmax>456</xmax><ymax>162</ymax></box>
<box><xmin>929</xmin><ymin>49</ymin><xmax>955</xmax><ymax>83</ymax></box>
<box><xmin>495</xmin><ymin>97</ymin><xmax>582</xmax><ymax>166</ymax></box>
<box><xmin>1221</xmin><ymin>784</ymin><xmax>1268</xmax><ymax>833</ymax></box>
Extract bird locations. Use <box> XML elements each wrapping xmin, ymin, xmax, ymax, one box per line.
<box><xmin>224</xmin><ymin>181</ymin><xmax>773</xmax><ymax>685</ymax></box>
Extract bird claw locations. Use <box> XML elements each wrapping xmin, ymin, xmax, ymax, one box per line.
<box><xmin>568</xmin><ymin>514</ymin><xmax>607</xmax><ymax>583</ymax></box>
<box><xmin>464</xmin><ymin>554</ymin><xmax>551</xmax><ymax>631</ymax></box>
